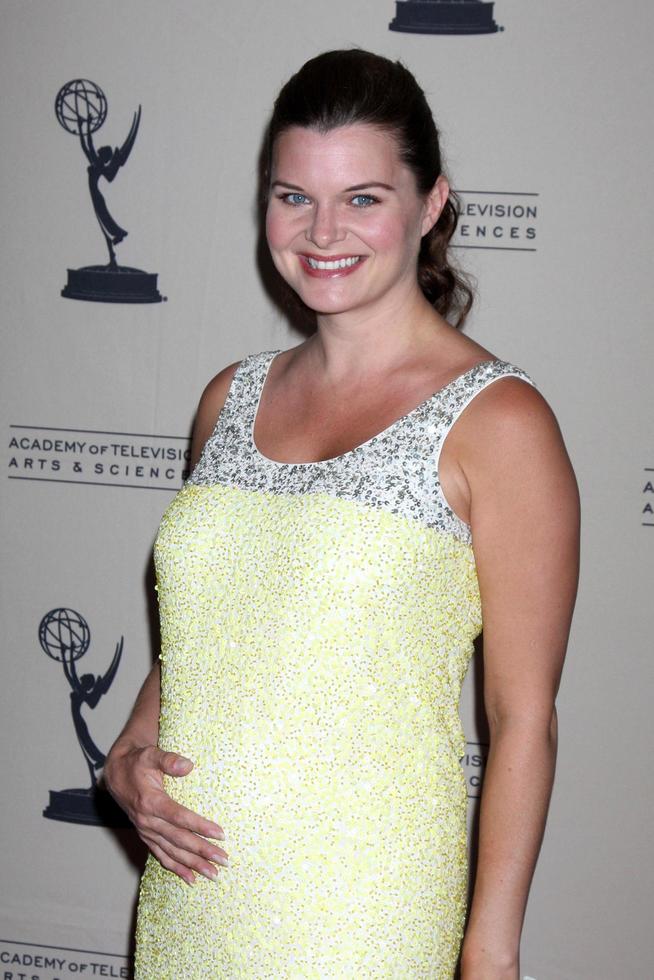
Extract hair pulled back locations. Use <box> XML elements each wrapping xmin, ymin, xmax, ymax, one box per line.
<box><xmin>264</xmin><ymin>48</ymin><xmax>473</xmax><ymax>328</ymax></box>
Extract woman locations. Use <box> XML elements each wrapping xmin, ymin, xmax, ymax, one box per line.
<box><xmin>105</xmin><ymin>49</ymin><xmax>580</xmax><ymax>978</ymax></box>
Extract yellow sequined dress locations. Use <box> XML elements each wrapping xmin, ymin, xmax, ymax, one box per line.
<box><xmin>134</xmin><ymin>348</ymin><xmax>536</xmax><ymax>978</ymax></box>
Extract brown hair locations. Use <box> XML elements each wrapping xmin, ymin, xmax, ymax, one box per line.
<box><xmin>263</xmin><ymin>48</ymin><xmax>473</xmax><ymax>328</ymax></box>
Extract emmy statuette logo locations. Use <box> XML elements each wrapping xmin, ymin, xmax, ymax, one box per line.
<box><xmin>389</xmin><ymin>0</ymin><xmax>503</xmax><ymax>35</ymax></box>
<box><xmin>55</xmin><ymin>79</ymin><xmax>164</xmax><ymax>303</ymax></box>
<box><xmin>39</xmin><ymin>607</ymin><xmax>131</xmax><ymax>826</ymax></box>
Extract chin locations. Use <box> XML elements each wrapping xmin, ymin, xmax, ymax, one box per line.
<box><xmin>302</xmin><ymin>298</ymin><xmax>362</xmax><ymax>316</ymax></box>
<box><xmin>293</xmin><ymin>283</ymin><xmax>369</xmax><ymax>316</ymax></box>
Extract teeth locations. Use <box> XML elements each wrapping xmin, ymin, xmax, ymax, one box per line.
<box><xmin>306</xmin><ymin>256</ymin><xmax>361</xmax><ymax>270</ymax></box>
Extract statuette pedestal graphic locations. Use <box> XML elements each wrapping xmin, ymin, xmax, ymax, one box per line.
<box><xmin>61</xmin><ymin>264</ymin><xmax>163</xmax><ymax>304</ymax></box>
<box><xmin>389</xmin><ymin>0</ymin><xmax>502</xmax><ymax>35</ymax></box>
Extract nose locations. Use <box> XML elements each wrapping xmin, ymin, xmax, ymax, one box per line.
<box><xmin>306</xmin><ymin>203</ymin><xmax>345</xmax><ymax>249</ymax></box>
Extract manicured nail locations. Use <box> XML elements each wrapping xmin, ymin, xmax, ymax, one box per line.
<box><xmin>212</xmin><ymin>853</ymin><xmax>229</xmax><ymax>867</ymax></box>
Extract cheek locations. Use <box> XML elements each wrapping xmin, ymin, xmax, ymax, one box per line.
<box><xmin>265</xmin><ymin>209</ymin><xmax>298</xmax><ymax>285</ymax></box>
<box><xmin>359</xmin><ymin>212</ymin><xmax>417</xmax><ymax>254</ymax></box>
<box><xmin>265</xmin><ymin>202</ymin><xmax>307</xmax><ymax>253</ymax></box>
<box><xmin>265</xmin><ymin>207</ymin><xmax>284</xmax><ymax>252</ymax></box>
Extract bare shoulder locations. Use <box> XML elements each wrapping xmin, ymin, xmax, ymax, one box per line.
<box><xmin>452</xmin><ymin>372</ymin><xmax>580</xmax><ymax>544</ymax></box>
<box><xmin>197</xmin><ymin>359</ymin><xmax>243</xmax><ymax>414</ymax></box>
<box><xmin>189</xmin><ymin>359</ymin><xmax>243</xmax><ymax>469</ymax></box>
<box><xmin>454</xmin><ymin>372</ymin><xmax>564</xmax><ymax>467</ymax></box>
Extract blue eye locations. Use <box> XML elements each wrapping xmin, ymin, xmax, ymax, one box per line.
<box><xmin>280</xmin><ymin>192</ymin><xmax>310</xmax><ymax>206</ymax></box>
<box><xmin>351</xmin><ymin>194</ymin><xmax>378</xmax><ymax>208</ymax></box>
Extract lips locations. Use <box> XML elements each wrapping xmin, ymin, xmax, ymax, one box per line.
<box><xmin>298</xmin><ymin>253</ymin><xmax>366</xmax><ymax>278</ymax></box>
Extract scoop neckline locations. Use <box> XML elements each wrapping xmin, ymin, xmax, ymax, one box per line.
<box><xmin>250</xmin><ymin>349</ymin><xmax>500</xmax><ymax>468</ymax></box>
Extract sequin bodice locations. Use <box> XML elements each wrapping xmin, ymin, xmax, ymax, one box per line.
<box><xmin>135</xmin><ymin>348</ymin><xmax>537</xmax><ymax>979</ymax></box>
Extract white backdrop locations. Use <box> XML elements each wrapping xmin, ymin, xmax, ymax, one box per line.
<box><xmin>2</xmin><ymin>2</ymin><xmax>653</xmax><ymax>977</ymax></box>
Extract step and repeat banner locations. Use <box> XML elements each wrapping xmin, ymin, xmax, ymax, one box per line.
<box><xmin>1</xmin><ymin>2</ymin><xmax>652</xmax><ymax>977</ymax></box>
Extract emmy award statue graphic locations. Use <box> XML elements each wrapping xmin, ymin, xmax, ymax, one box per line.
<box><xmin>55</xmin><ymin>79</ymin><xmax>164</xmax><ymax>303</ymax></box>
<box><xmin>39</xmin><ymin>607</ymin><xmax>131</xmax><ymax>826</ymax></box>
<box><xmin>389</xmin><ymin>0</ymin><xmax>502</xmax><ymax>35</ymax></box>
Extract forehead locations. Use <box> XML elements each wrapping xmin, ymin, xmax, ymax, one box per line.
<box><xmin>271</xmin><ymin>124</ymin><xmax>409</xmax><ymax>183</ymax></box>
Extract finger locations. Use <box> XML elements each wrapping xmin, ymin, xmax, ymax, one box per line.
<box><xmin>141</xmin><ymin>814</ymin><xmax>229</xmax><ymax>865</ymax></box>
<box><xmin>146</xmin><ymin>838</ymin><xmax>196</xmax><ymax>886</ymax></box>
<box><xmin>156</xmin><ymin>749</ymin><xmax>195</xmax><ymax>776</ymax></box>
<box><xmin>147</xmin><ymin>791</ymin><xmax>226</xmax><ymax>842</ymax></box>
<box><xmin>137</xmin><ymin>745</ymin><xmax>192</xmax><ymax>778</ymax></box>
<box><xmin>143</xmin><ymin>829</ymin><xmax>227</xmax><ymax>881</ymax></box>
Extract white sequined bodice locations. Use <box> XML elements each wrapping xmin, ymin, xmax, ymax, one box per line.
<box><xmin>188</xmin><ymin>348</ymin><xmax>538</xmax><ymax>545</ymax></box>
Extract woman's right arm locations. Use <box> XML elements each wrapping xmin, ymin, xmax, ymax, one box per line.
<box><xmin>104</xmin><ymin>358</ymin><xmax>242</xmax><ymax>885</ymax></box>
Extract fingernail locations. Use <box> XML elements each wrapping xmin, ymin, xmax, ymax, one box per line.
<box><xmin>204</xmin><ymin>867</ymin><xmax>218</xmax><ymax>881</ymax></box>
<box><xmin>212</xmin><ymin>853</ymin><xmax>229</xmax><ymax>867</ymax></box>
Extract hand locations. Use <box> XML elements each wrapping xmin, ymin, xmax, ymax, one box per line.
<box><xmin>103</xmin><ymin>743</ymin><xmax>229</xmax><ymax>886</ymax></box>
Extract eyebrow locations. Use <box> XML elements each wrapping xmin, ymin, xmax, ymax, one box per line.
<box><xmin>271</xmin><ymin>180</ymin><xmax>396</xmax><ymax>193</ymax></box>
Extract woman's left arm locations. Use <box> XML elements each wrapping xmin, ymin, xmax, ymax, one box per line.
<box><xmin>457</xmin><ymin>378</ymin><xmax>580</xmax><ymax>979</ymax></box>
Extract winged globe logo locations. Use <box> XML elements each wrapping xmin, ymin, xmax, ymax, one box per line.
<box><xmin>39</xmin><ymin>607</ymin><xmax>131</xmax><ymax>826</ymax></box>
<box><xmin>55</xmin><ymin>79</ymin><xmax>164</xmax><ymax>303</ymax></box>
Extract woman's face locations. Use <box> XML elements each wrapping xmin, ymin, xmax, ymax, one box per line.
<box><xmin>265</xmin><ymin>123</ymin><xmax>446</xmax><ymax>318</ymax></box>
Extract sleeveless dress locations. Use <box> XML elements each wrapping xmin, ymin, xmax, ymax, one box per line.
<box><xmin>134</xmin><ymin>348</ymin><xmax>537</xmax><ymax>979</ymax></box>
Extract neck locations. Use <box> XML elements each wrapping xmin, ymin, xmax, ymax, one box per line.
<box><xmin>308</xmin><ymin>287</ymin><xmax>454</xmax><ymax>380</ymax></box>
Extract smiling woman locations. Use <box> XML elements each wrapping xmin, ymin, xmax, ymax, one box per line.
<box><xmin>265</xmin><ymin>124</ymin><xmax>449</xmax><ymax>317</ymax></box>
<box><xmin>262</xmin><ymin>51</ymin><xmax>472</xmax><ymax>328</ymax></box>
<box><xmin>105</xmin><ymin>48</ymin><xmax>580</xmax><ymax>980</ymax></box>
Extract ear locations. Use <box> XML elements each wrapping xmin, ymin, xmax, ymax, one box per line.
<box><xmin>421</xmin><ymin>175</ymin><xmax>450</xmax><ymax>237</ymax></box>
